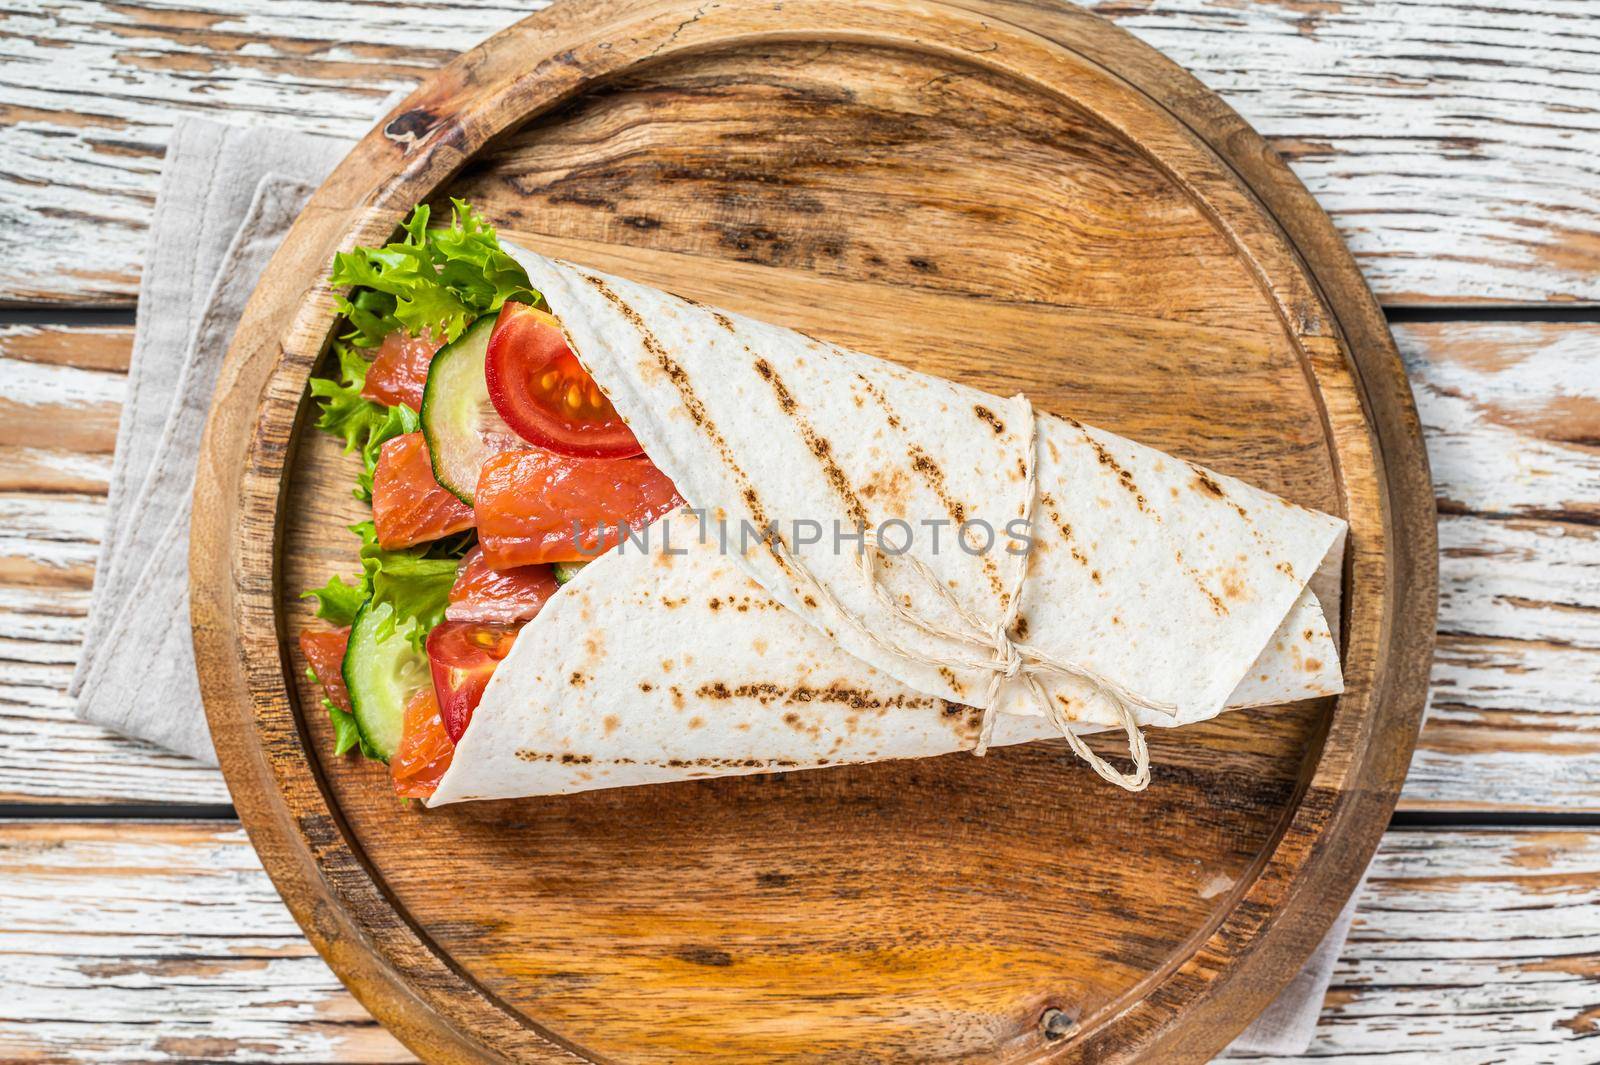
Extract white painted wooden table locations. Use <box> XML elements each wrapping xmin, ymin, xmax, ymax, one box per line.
<box><xmin>1</xmin><ymin>1</ymin><xmax>1596</xmax><ymax>1061</ymax></box>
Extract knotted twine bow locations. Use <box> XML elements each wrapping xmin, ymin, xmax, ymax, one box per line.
<box><xmin>769</xmin><ymin>394</ymin><xmax>1178</xmax><ymax>792</ymax></box>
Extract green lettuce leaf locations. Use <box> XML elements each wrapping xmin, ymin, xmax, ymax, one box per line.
<box><xmin>325</xmin><ymin>697</ymin><xmax>378</xmax><ymax>758</ymax></box>
<box><xmin>301</xmin><ymin>573</ymin><xmax>367</xmax><ymax>627</ymax></box>
<box><xmin>329</xmin><ymin>199</ymin><xmax>538</xmax><ymax>348</ymax></box>
<box><xmin>303</xmin><ymin>667</ymin><xmax>379</xmax><ymax>760</ymax></box>
<box><xmin>354</xmin><ymin>403</ymin><xmax>420</xmax><ymax>502</ymax></box>
<box><xmin>354</xmin><ymin>521</ymin><xmax>463</xmax><ymax>651</ymax></box>
<box><xmin>306</xmin><ymin>343</ymin><xmax>418</xmax><ymax>502</ymax></box>
<box><xmin>302</xmin><ymin>522</ymin><xmax>467</xmax><ymax>662</ymax></box>
<box><xmin>307</xmin><ymin>343</ymin><xmax>379</xmax><ymax>449</ymax></box>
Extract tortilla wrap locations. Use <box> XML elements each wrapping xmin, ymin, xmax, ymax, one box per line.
<box><xmin>426</xmin><ymin>250</ymin><xmax>1346</xmax><ymax>804</ymax></box>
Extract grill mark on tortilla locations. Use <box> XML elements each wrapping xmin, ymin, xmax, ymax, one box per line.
<box><xmin>1040</xmin><ymin>492</ymin><xmax>1089</xmax><ymax>567</ymax></box>
<box><xmin>857</xmin><ymin>375</ymin><xmax>1003</xmax><ymax>597</ymax></box>
<box><xmin>1086</xmin><ymin>435</ymin><xmax>1147</xmax><ymax>512</ymax></box>
<box><xmin>973</xmin><ymin>404</ymin><xmax>1005</xmax><ymax>434</ymax></box>
<box><xmin>515</xmin><ymin>751</ymin><xmax>803</xmax><ymax>769</ymax></box>
<box><xmin>1173</xmin><ymin>549</ymin><xmax>1228</xmax><ymax>616</ymax></box>
<box><xmin>1062</xmin><ymin>414</ymin><xmax>1149</xmax><ymax>519</ymax></box>
<box><xmin>752</xmin><ymin>356</ymin><xmax>870</xmax><ymax>527</ymax></box>
<box><xmin>695</xmin><ymin>681</ymin><xmax>941</xmax><ymax>711</ymax></box>
<box><xmin>516</xmin><ymin>750</ymin><xmax>597</xmax><ymax>764</ymax></box>
<box><xmin>854</xmin><ymin>374</ymin><xmax>902</xmax><ymax>429</ymax></box>
<box><xmin>948</xmin><ymin>702</ymin><xmax>986</xmax><ymax>742</ymax></box>
<box><xmin>1190</xmin><ymin>462</ymin><xmax>1250</xmax><ymax>520</ymax></box>
<box><xmin>908</xmin><ymin>445</ymin><xmax>1003</xmax><ymax>596</ymax></box>
<box><xmin>579</xmin><ymin>273</ymin><xmax>777</xmax><ymax>542</ymax></box>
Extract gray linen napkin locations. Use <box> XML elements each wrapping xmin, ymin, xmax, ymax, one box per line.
<box><xmin>70</xmin><ymin>117</ymin><xmax>349</xmax><ymax>764</ymax></box>
<box><xmin>71</xmin><ymin>115</ymin><xmax>1359</xmax><ymax>1055</ymax></box>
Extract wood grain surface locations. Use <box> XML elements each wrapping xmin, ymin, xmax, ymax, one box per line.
<box><xmin>184</xmin><ymin>0</ymin><xmax>1433</xmax><ymax>1061</ymax></box>
<box><xmin>2</xmin><ymin>0</ymin><xmax>1596</xmax><ymax>306</ymax></box>
<box><xmin>5</xmin><ymin>822</ymin><xmax>1597</xmax><ymax>1064</ymax></box>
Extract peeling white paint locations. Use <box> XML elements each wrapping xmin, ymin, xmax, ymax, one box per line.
<box><xmin>1091</xmin><ymin>0</ymin><xmax>1600</xmax><ymax>304</ymax></box>
<box><xmin>1229</xmin><ymin>829</ymin><xmax>1600</xmax><ymax>1062</ymax></box>
<box><xmin>1</xmin><ymin>0</ymin><xmax>1597</xmax><ymax>303</ymax></box>
<box><xmin>0</xmin><ymin>823</ymin><xmax>409</xmax><ymax>1062</ymax></box>
<box><xmin>1400</xmin><ymin>322</ymin><xmax>1600</xmax><ymax>518</ymax></box>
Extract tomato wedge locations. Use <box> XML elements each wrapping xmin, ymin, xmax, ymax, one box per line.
<box><xmin>361</xmin><ymin>330</ymin><xmax>440</xmax><ymax>410</ymax></box>
<box><xmin>298</xmin><ymin>627</ymin><xmax>352</xmax><ymax>712</ymax></box>
<box><xmin>474</xmin><ymin>448</ymin><xmax>685</xmax><ymax>568</ymax></box>
<box><xmin>391</xmin><ymin>686</ymin><xmax>454</xmax><ymax>799</ymax></box>
<box><xmin>427</xmin><ymin>620</ymin><xmax>518</xmax><ymax>743</ymax></box>
<box><xmin>446</xmin><ymin>546</ymin><xmax>559</xmax><ymax>626</ymax></box>
<box><xmin>371</xmin><ymin>432</ymin><xmax>476</xmax><ymax>549</ymax></box>
<box><xmin>485</xmin><ymin>302</ymin><xmax>643</xmax><ymax>458</ymax></box>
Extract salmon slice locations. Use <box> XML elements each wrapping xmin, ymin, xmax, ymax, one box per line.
<box><xmin>298</xmin><ymin>626</ymin><xmax>352</xmax><ymax>712</ymax></box>
<box><xmin>361</xmin><ymin>330</ymin><xmax>441</xmax><ymax>410</ymax></box>
<box><xmin>446</xmin><ymin>546</ymin><xmax>559</xmax><ymax>625</ymax></box>
<box><xmin>371</xmin><ymin>432</ymin><xmax>475</xmax><ymax>550</ymax></box>
<box><xmin>474</xmin><ymin>448</ymin><xmax>684</xmax><ymax>568</ymax></box>
<box><xmin>391</xmin><ymin>686</ymin><xmax>454</xmax><ymax>799</ymax></box>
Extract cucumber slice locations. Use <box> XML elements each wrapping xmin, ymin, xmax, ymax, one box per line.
<box><xmin>552</xmin><ymin>561</ymin><xmax>588</xmax><ymax>585</ymax></box>
<box><xmin>420</xmin><ymin>316</ymin><xmax>519</xmax><ymax>505</ymax></box>
<box><xmin>341</xmin><ymin>599</ymin><xmax>430</xmax><ymax>762</ymax></box>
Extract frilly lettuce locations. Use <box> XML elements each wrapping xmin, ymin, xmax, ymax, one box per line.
<box><xmin>302</xmin><ymin>522</ymin><xmax>464</xmax><ymax>652</ymax></box>
<box><xmin>307</xmin><ymin>344</ymin><xmax>420</xmax><ymax>502</ymax></box>
<box><xmin>329</xmin><ymin>199</ymin><xmax>537</xmax><ymax>348</ymax></box>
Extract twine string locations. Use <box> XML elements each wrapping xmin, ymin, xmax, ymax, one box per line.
<box><xmin>768</xmin><ymin>394</ymin><xmax>1176</xmax><ymax>792</ymax></box>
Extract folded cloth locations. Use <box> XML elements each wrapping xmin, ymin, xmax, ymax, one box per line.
<box><xmin>70</xmin><ymin>117</ymin><xmax>350</xmax><ymax>764</ymax></box>
<box><xmin>70</xmin><ymin>114</ymin><xmax>1360</xmax><ymax>1054</ymax></box>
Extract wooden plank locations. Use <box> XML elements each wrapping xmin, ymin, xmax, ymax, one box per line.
<box><xmin>1</xmin><ymin>1</ymin><xmax>1596</xmax><ymax>306</ymax></box>
<box><xmin>0</xmin><ymin>321</ymin><xmax>1594</xmax><ymax>808</ymax></box>
<box><xmin>1234</xmin><ymin>827</ymin><xmax>1600</xmax><ymax>1063</ymax></box>
<box><xmin>1396</xmin><ymin>321</ymin><xmax>1600</xmax><ymax>810</ymax></box>
<box><xmin>1088</xmin><ymin>0</ymin><xmax>1600</xmax><ymax>306</ymax></box>
<box><xmin>0</xmin><ymin>582</ymin><xmax>230</xmax><ymax>804</ymax></box>
<box><xmin>0</xmin><ymin>323</ymin><xmax>228</xmax><ymax>803</ymax></box>
<box><xmin>1</xmin><ymin>820</ymin><xmax>1593</xmax><ymax>1062</ymax></box>
<box><xmin>0</xmin><ymin>820</ymin><xmax>413</xmax><ymax>1063</ymax></box>
<box><xmin>1408</xmin><ymin>321</ymin><xmax>1600</xmax><ymax>524</ymax></box>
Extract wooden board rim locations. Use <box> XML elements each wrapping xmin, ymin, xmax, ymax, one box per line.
<box><xmin>190</xmin><ymin>0</ymin><xmax>1438</xmax><ymax>1060</ymax></box>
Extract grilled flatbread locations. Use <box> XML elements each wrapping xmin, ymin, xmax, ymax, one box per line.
<box><xmin>428</xmin><ymin>251</ymin><xmax>1345</xmax><ymax>804</ymax></box>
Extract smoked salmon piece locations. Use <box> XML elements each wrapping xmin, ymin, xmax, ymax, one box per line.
<box><xmin>474</xmin><ymin>448</ymin><xmax>684</xmax><ymax>568</ymax></box>
<box><xmin>391</xmin><ymin>686</ymin><xmax>454</xmax><ymax>799</ymax></box>
<box><xmin>446</xmin><ymin>546</ymin><xmax>558</xmax><ymax>625</ymax></box>
<box><xmin>361</xmin><ymin>330</ymin><xmax>440</xmax><ymax>410</ymax></box>
<box><xmin>371</xmin><ymin>432</ymin><xmax>475</xmax><ymax>550</ymax></box>
<box><xmin>298</xmin><ymin>626</ymin><xmax>352</xmax><ymax>712</ymax></box>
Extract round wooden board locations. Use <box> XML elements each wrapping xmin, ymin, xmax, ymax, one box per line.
<box><xmin>191</xmin><ymin>0</ymin><xmax>1437</xmax><ymax>1061</ymax></box>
